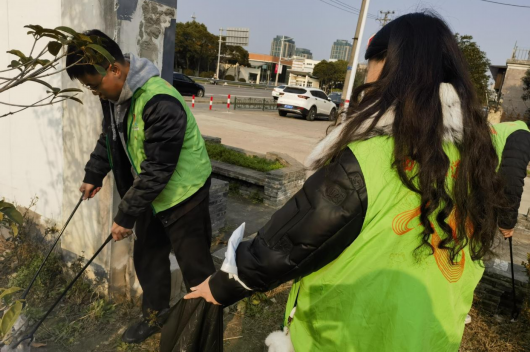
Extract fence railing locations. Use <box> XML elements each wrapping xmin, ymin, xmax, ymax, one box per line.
<box><xmin>233</xmin><ymin>97</ymin><xmax>277</xmax><ymax>111</ymax></box>
<box><xmin>511</xmin><ymin>47</ymin><xmax>530</xmax><ymax>61</ymax></box>
<box><xmin>190</xmin><ymin>76</ymin><xmax>275</xmax><ymax>90</ymax></box>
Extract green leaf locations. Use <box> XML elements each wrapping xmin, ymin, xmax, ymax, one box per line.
<box><xmin>0</xmin><ymin>212</ymin><xmax>3</xmax><ymax>222</ymax></box>
<box><xmin>94</xmin><ymin>64</ymin><xmax>107</xmax><ymax>76</ymax></box>
<box><xmin>36</xmin><ymin>59</ymin><xmax>51</xmax><ymax>67</ymax></box>
<box><xmin>8</xmin><ymin>60</ymin><xmax>20</xmax><ymax>68</ymax></box>
<box><xmin>0</xmin><ymin>287</ymin><xmax>22</xmax><ymax>302</ymax></box>
<box><xmin>47</xmin><ymin>41</ymin><xmax>62</xmax><ymax>56</ymax></box>
<box><xmin>40</xmin><ymin>33</ymin><xmax>60</xmax><ymax>41</ymax></box>
<box><xmin>55</xmin><ymin>26</ymin><xmax>78</xmax><ymax>37</ymax></box>
<box><xmin>66</xmin><ymin>96</ymin><xmax>83</xmax><ymax>104</ymax></box>
<box><xmin>46</xmin><ymin>89</ymin><xmax>61</xmax><ymax>95</ymax></box>
<box><xmin>24</xmin><ymin>24</ymin><xmax>43</xmax><ymax>34</ymax></box>
<box><xmin>10</xmin><ymin>223</ymin><xmax>18</xmax><ymax>237</ymax></box>
<box><xmin>57</xmin><ymin>37</ymin><xmax>70</xmax><ymax>45</ymax></box>
<box><xmin>59</xmin><ymin>88</ymin><xmax>83</xmax><ymax>94</ymax></box>
<box><xmin>29</xmin><ymin>78</ymin><xmax>53</xmax><ymax>90</ymax></box>
<box><xmin>0</xmin><ymin>300</ymin><xmax>23</xmax><ymax>339</ymax></box>
<box><xmin>6</xmin><ymin>50</ymin><xmax>26</xmax><ymax>59</ymax></box>
<box><xmin>87</xmin><ymin>44</ymin><xmax>115</xmax><ymax>64</ymax></box>
<box><xmin>41</xmin><ymin>28</ymin><xmax>67</xmax><ymax>39</ymax></box>
<box><xmin>0</xmin><ymin>203</ymin><xmax>22</xmax><ymax>225</ymax></box>
<box><xmin>78</xmin><ymin>34</ymin><xmax>93</xmax><ymax>43</ymax></box>
<box><xmin>57</xmin><ymin>96</ymin><xmax>83</xmax><ymax>104</ymax></box>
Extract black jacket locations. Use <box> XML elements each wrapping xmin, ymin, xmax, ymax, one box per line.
<box><xmin>498</xmin><ymin>130</ymin><xmax>530</xmax><ymax>229</ymax></box>
<box><xmin>209</xmin><ymin>132</ymin><xmax>530</xmax><ymax>306</ymax></box>
<box><xmin>83</xmin><ymin>95</ymin><xmax>188</xmax><ymax>228</ymax></box>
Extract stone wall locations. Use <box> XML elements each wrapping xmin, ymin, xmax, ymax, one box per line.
<box><xmin>263</xmin><ymin>152</ymin><xmax>306</xmax><ymax>208</ymax></box>
<box><xmin>204</xmin><ymin>137</ymin><xmax>305</xmax><ymax>209</ymax></box>
<box><xmin>209</xmin><ymin>178</ymin><xmax>229</xmax><ymax>234</ymax></box>
<box><xmin>500</xmin><ymin>60</ymin><xmax>530</xmax><ymax>119</ymax></box>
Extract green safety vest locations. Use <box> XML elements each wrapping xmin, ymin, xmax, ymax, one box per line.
<box><xmin>284</xmin><ymin>121</ymin><xmax>529</xmax><ymax>351</ymax></box>
<box><xmin>125</xmin><ymin>76</ymin><xmax>211</xmax><ymax>213</ymax></box>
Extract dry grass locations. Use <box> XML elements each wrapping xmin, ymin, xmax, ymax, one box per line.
<box><xmin>460</xmin><ymin>300</ymin><xmax>530</xmax><ymax>352</ymax></box>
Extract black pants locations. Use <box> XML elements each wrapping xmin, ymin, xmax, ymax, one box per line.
<box><xmin>134</xmin><ymin>190</ymin><xmax>215</xmax><ymax>316</ymax></box>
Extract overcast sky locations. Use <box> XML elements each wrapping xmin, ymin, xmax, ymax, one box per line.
<box><xmin>176</xmin><ymin>0</ymin><xmax>529</xmax><ymax>66</ymax></box>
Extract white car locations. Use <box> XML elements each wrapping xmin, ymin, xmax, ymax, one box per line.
<box><xmin>272</xmin><ymin>85</ymin><xmax>286</xmax><ymax>100</ymax></box>
<box><xmin>277</xmin><ymin>87</ymin><xmax>337</xmax><ymax>121</ymax></box>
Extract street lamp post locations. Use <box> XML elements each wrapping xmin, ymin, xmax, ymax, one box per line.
<box><xmin>274</xmin><ymin>36</ymin><xmax>292</xmax><ymax>87</ymax></box>
<box><xmin>216</xmin><ymin>28</ymin><xmax>224</xmax><ymax>79</ymax></box>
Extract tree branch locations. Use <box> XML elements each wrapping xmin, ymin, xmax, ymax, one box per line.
<box><xmin>0</xmin><ymin>95</ymin><xmax>78</xmax><ymax>118</ymax></box>
<box><xmin>33</xmin><ymin>57</ymin><xmax>85</xmax><ymax>79</ymax></box>
<box><xmin>0</xmin><ymin>94</ymin><xmax>53</xmax><ymax>118</ymax></box>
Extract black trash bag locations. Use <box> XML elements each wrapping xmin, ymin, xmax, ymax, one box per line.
<box><xmin>159</xmin><ymin>298</ymin><xmax>223</xmax><ymax>352</ymax></box>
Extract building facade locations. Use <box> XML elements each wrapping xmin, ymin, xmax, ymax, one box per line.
<box><xmin>270</xmin><ymin>35</ymin><xmax>296</xmax><ymax>58</ymax></box>
<box><xmin>295</xmin><ymin>48</ymin><xmax>313</xmax><ymax>59</ymax></box>
<box><xmin>490</xmin><ymin>46</ymin><xmax>530</xmax><ymax>121</ymax></box>
<box><xmin>287</xmin><ymin>57</ymin><xmax>321</xmax><ymax>88</ymax></box>
<box><xmin>248</xmin><ymin>53</ymin><xmax>293</xmax><ymax>84</ymax></box>
<box><xmin>330</xmin><ymin>39</ymin><xmax>352</xmax><ymax>61</ymax></box>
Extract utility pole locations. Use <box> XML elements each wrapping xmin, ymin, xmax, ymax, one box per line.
<box><xmin>216</xmin><ymin>28</ymin><xmax>224</xmax><ymax>79</ymax></box>
<box><xmin>274</xmin><ymin>36</ymin><xmax>288</xmax><ymax>87</ymax></box>
<box><xmin>340</xmin><ymin>0</ymin><xmax>371</xmax><ymax>115</ymax></box>
<box><xmin>377</xmin><ymin>11</ymin><xmax>394</xmax><ymax>27</ymax></box>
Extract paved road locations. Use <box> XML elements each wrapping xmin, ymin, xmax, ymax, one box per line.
<box><xmin>202</xmin><ymin>84</ymin><xmax>273</xmax><ymax>99</ymax></box>
<box><xmin>190</xmin><ymin>105</ymin><xmax>329</xmax><ymax>164</ymax></box>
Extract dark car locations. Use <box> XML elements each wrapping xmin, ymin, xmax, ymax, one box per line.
<box><xmin>172</xmin><ymin>73</ymin><xmax>205</xmax><ymax>97</ymax></box>
<box><xmin>328</xmin><ymin>92</ymin><xmax>342</xmax><ymax>107</ymax></box>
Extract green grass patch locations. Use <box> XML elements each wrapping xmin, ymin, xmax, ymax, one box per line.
<box><xmin>206</xmin><ymin>142</ymin><xmax>284</xmax><ymax>172</ymax></box>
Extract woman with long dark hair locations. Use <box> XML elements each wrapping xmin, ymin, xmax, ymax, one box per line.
<box><xmin>181</xmin><ymin>12</ymin><xmax>530</xmax><ymax>351</ymax></box>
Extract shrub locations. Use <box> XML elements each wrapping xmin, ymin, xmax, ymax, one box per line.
<box><xmin>225</xmin><ymin>75</ymin><xmax>235</xmax><ymax>81</ymax></box>
<box><xmin>183</xmin><ymin>69</ymin><xmax>194</xmax><ymax>77</ymax></box>
<box><xmin>200</xmin><ymin>71</ymin><xmax>215</xmax><ymax>78</ymax></box>
<box><xmin>238</xmin><ymin>78</ymin><xmax>246</xmax><ymax>83</ymax></box>
<box><xmin>205</xmin><ymin>142</ymin><xmax>283</xmax><ymax>172</ymax></box>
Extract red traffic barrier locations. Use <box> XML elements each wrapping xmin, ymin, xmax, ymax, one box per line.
<box><xmin>227</xmin><ymin>94</ymin><xmax>231</xmax><ymax>110</ymax></box>
<box><xmin>192</xmin><ymin>95</ymin><xmax>195</xmax><ymax>108</ymax></box>
<box><xmin>209</xmin><ymin>96</ymin><xmax>213</xmax><ymax>110</ymax></box>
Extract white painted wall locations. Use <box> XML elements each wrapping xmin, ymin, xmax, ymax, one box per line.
<box><xmin>0</xmin><ymin>0</ymin><xmax>64</xmax><ymax>221</ymax></box>
<box><xmin>0</xmin><ymin>0</ymin><xmax>176</xmax><ymax>298</ymax></box>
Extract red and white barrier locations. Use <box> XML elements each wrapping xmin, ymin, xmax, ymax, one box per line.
<box><xmin>209</xmin><ymin>96</ymin><xmax>213</xmax><ymax>110</ymax></box>
<box><xmin>227</xmin><ymin>94</ymin><xmax>231</xmax><ymax>110</ymax></box>
<box><xmin>192</xmin><ymin>95</ymin><xmax>195</xmax><ymax>108</ymax></box>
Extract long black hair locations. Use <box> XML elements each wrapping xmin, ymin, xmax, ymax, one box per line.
<box><xmin>312</xmin><ymin>12</ymin><xmax>504</xmax><ymax>262</ymax></box>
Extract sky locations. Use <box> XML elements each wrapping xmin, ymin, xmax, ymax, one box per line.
<box><xmin>176</xmin><ymin>0</ymin><xmax>529</xmax><ymax>66</ymax></box>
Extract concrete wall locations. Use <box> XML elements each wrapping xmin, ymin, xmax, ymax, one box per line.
<box><xmin>500</xmin><ymin>61</ymin><xmax>530</xmax><ymax>118</ymax></box>
<box><xmin>0</xmin><ymin>0</ymin><xmax>64</xmax><ymax>221</ymax></box>
<box><xmin>60</xmin><ymin>0</ymin><xmax>177</xmax><ymax>298</ymax></box>
<box><xmin>1</xmin><ymin>0</ymin><xmax>177</xmax><ymax>298</ymax></box>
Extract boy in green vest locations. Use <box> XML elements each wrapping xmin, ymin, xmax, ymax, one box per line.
<box><xmin>66</xmin><ymin>30</ymin><xmax>214</xmax><ymax>343</ymax></box>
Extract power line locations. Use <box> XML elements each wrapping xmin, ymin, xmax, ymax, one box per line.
<box><xmin>329</xmin><ymin>0</ymin><xmax>361</xmax><ymax>11</ymax></box>
<box><xmin>331</xmin><ymin>0</ymin><xmax>379</xmax><ymax>18</ymax></box>
<box><xmin>318</xmin><ymin>0</ymin><xmax>378</xmax><ymax>18</ymax></box>
<box><xmin>478</xmin><ymin>0</ymin><xmax>530</xmax><ymax>8</ymax></box>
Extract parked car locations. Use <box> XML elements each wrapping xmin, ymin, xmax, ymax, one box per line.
<box><xmin>272</xmin><ymin>85</ymin><xmax>286</xmax><ymax>100</ymax></box>
<box><xmin>173</xmin><ymin>73</ymin><xmax>205</xmax><ymax>97</ymax></box>
<box><xmin>328</xmin><ymin>92</ymin><xmax>342</xmax><ymax>107</ymax></box>
<box><xmin>277</xmin><ymin>87</ymin><xmax>337</xmax><ymax>121</ymax></box>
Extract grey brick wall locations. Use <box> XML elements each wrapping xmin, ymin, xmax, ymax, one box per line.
<box><xmin>263</xmin><ymin>152</ymin><xmax>305</xmax><ymax>208</ymax></box>
<box><xmin>209</xmin><ymin>178</ymin><xmax>229</xmax><ymax>234</ymax></box>
<box><xmin>207</xmin><ymin>145</ymin><xmax>305</xmax><ymax>208</ymax></box>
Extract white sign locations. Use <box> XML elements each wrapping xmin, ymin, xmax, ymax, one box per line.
<box><xmin>225</xmin><ymin>27</ymin><xmax>250</xmax><ymax>46</ymax></box>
